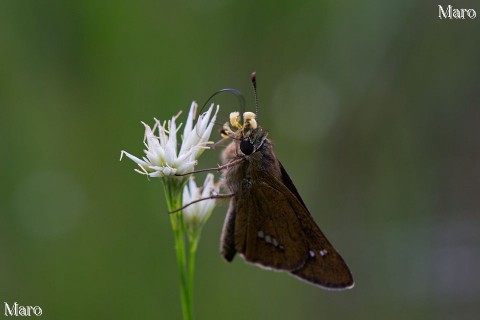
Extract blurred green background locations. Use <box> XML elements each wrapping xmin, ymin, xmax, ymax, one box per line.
<box><xmin>1</xmin><ymin>0</ymin><xmax>479</xmax><ymax>319</ymax></box>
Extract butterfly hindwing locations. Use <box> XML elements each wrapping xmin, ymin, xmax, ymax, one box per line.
<box><xmin>220</xmin><ymin>199</ymin><xmax>237</xmax><ymax>262</ymax></box>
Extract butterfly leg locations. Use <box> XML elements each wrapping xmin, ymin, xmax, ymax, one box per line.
<box><xmin>174</xmin><ymin>157</ymin><xmax>245</xmax><ymax>177</ymax></box>
<box><xmin>168</xmin><ymin>193</ymin><xmax>234</xmax><ymax>214</ymax></box>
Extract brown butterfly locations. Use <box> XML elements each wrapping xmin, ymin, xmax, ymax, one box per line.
<box><xmin>217</xmin><ymin>73</ymin><xmax>354</xmax><ymax>290</ymax></box>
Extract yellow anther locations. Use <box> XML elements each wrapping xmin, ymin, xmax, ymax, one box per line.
<box><xmin>243</xmin><ymin>112</ymin><xmax>257</xmax><ymax>129</ymax></box>
<box><xmin>221</xmin><ymin>122</ymin><xmax>234</xmax><ymax>138</ymax></box>
<box><xmin>230</xmin><ymin>112</ymin><xmax>241</xmax><ymax>128</ymax></box>
<box><xmin>247</xmin><ymin>118</ymin><xmax>257</xmax><ymax>129</ymax></box>
<box><xmin>243</xmin><ymin>112</ymin><xmax>256</xmax><ymax>121</ymax></box>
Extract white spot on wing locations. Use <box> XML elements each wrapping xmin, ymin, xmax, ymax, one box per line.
<box><xmin>265</xmin><ymin>235</ymin><xmax>272</xmax><ymax>243</ymax></box>
<box><xmin>320</xmin><ymin>249</ymin><xmax>328</xmax><ymax>256</ymax></box>
<box><xmin>257</xmin><ymin>230</ymin><xmax>264</xmax><ymax>238</ymax></box>
<box><xmin>309</xmin><ymin>250</ymin><xmax>315</xmax><ymax>258</ymax></box>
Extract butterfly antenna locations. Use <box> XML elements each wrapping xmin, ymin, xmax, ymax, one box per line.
<box><xmin>251</xmin><ymin>71</ymin><xmax>259</xmax><ymax>119</ymax></box>
<box><xmin>199</xmin><ymin>88</ymin><xmax>245</xmax><ymax>116</ymax></box>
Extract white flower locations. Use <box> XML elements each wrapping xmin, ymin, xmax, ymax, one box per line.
<box><xmin>182</xmin><ymin>174</ymin><xmax>218</xmax><ymax>229</ymax></box>
<box><xmin>120</xmin><ymin>102</ymin><xmax>219</xmax><ymax>178</ymax></box>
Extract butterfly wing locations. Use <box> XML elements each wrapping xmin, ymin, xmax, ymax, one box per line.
<box><xmin>223</xmin><ymin>161</ymin><xmax>354</xmax><ymax>289</ymax></box>
<box><xmin>279</xmin><ymin>162</ymin><xmax>354</xmax><ymax>289</ymax></box>
<box><xmin>289</xmin><ymin>224</ymin><xmax>355</xmax><ymax>290</ymax></box>
<box><xmin>221</xmin><ymin>199</ymin><xmax>237</xmax><ymax>262</ymax></box>
<box><xmin>231</xmin><ymin>173</ymin><xmax>309</xmax><ymax>271</ymax></box>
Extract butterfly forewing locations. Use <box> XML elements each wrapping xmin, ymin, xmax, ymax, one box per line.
<box><xmin>232</xmin><ymin>176</ymin><xmax>309</xmax><ymax>271</ymax></box>
<box><xmin>221</xmin><ymin>159</ymin><xmax>354</xmax><ymax>289</ymax></box>
<box><xmin>290</xmin><ymin>221</ymin><xmax>354</xmax><ymax>289</ymax></box>
<box><xmin>278</xmin><ymin>163</ymin><xmax>354</xmax><ymax>289</ymax></box>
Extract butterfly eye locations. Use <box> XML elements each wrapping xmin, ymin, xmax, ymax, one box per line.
<box><xmin>240</xmin><ymin>138</ymin><xmax>255</xmax><ymax>155</ymax></box>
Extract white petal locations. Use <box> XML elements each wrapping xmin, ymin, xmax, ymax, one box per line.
<box><xmin>175</xmin><ymin>146</ymin><xmax>197</xmax><ymax>164</ymax></box>
<box><xmin>180</xmin><ymin>104</ymin><xmax>203</xmax><ymax>156</ymax></box>
<box><xmin>195</xmin><ymin>105</ymin><xmax>219</xmax><ymax>158</ymax></box>
<box><xmin>157</xmin><ymin>120</ymin><xmax>169</xmax><ymax>146</ymax></box>
<box><xmin>197</xmin><ymin>104</ymin><xmax>213</xmax><ymax>134</ymax></box>
<box><xmin>144</xmin><ymin>135</ymin><xmax>165</xmax><ymax>165</ymax></box>
<box><xmin>176</xmin><ymin>160</ymin><xmax>196</xmax><ymax>174</ymax></box>
<box><xmin>201</xmin><ymin>174</ymin><xmax>215</xmax><ymax>198</ymax></box>
<box><xmin>184</xmin><ymin>177</ymin><xmax>198</xmax><ymax>204</ymax></box>
<box><xmin>148</xmin><ymin>171</ymin><xmax>163</xmax><ymax>178</ymax></box>
<box><xmin>182</xmin><ymin>101</ymin><xmax>197</xmax><ymax>141</ymax></box>
<box><xmin>120</xmin><ymin>151</ymin><xmax>150</xmax><ymax>169</ymax></box>
<box><xmin>167</xmin><ymin>117</ymin><xmax>178</xmax><ymax>155</ymax></box>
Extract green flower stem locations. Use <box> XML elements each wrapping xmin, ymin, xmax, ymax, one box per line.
<box><xmin>188</xmin><ymin>230</ymin><xmax>200</xmax><ymax>311</ymax></box>
<box><xmin>163</xmin><ymin>179</ymin><xmax>192</xmax><ymax>320</ymax></box>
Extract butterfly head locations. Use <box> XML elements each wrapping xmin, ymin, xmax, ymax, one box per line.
<box><xmin>222</xmin><ymin>111</ymin><xmax>267</xmax><ymax>156</ymax></box>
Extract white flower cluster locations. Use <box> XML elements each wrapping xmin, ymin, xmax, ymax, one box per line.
<box><xmin>182</xmin><ymin>174</ymin><xmax>219</xmax><ymax>228</ymax></box>
<box><xmin>121</xmin><ymin>102</ymin><xmax>219</xmax><ymax>178</ymax></box>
